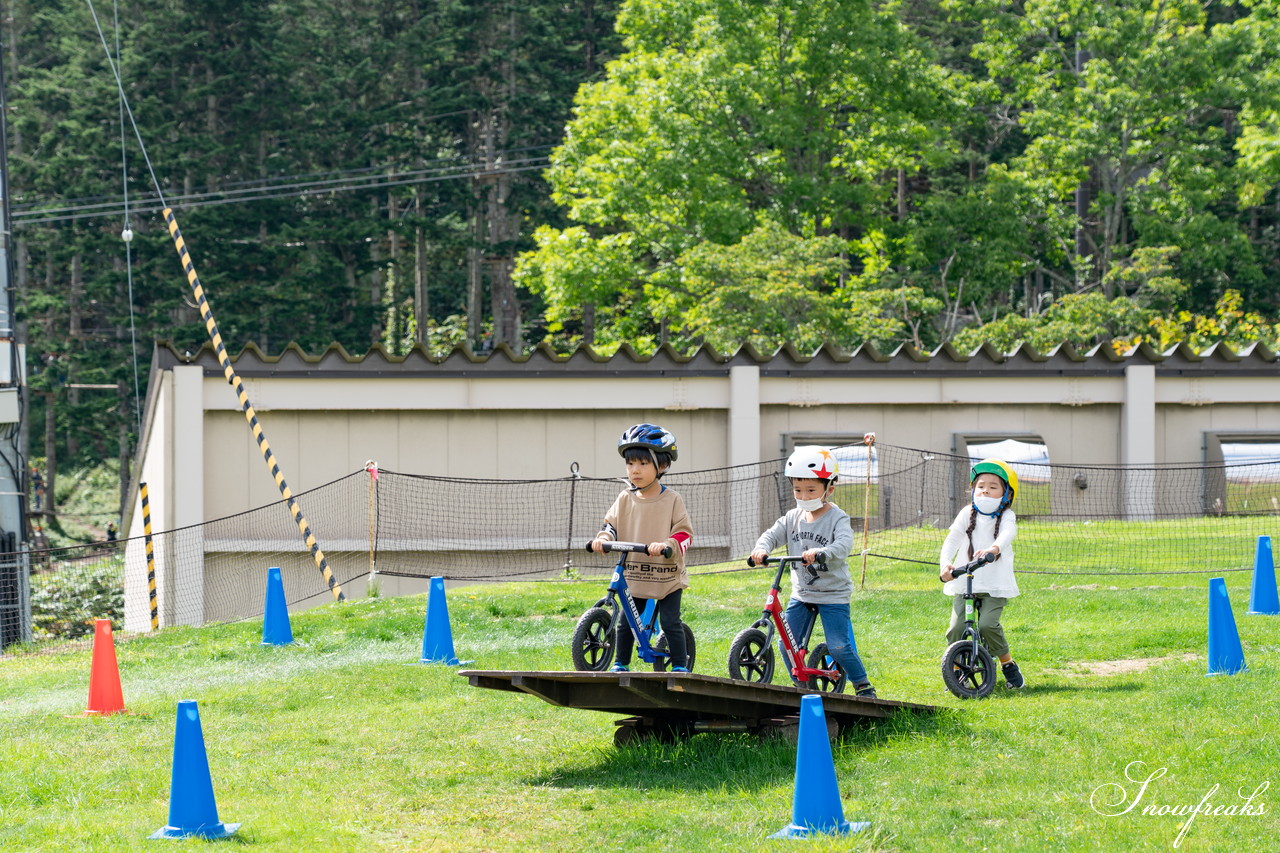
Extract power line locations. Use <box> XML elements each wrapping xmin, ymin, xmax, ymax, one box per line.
<box><xmin>11</xmin><ymin>150</ymin><xmax>556</xmax><ymax>226</ymax></box>
<box><xmin>14</xmin><ymin>142</ymin><xmax>556</xmax><ymax>212</ymax></box>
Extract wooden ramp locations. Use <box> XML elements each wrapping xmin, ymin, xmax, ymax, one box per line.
<box><xmin>460</xmin><ymin>670</ymin><xmax>941</xmax><ymax>746</ymax></box>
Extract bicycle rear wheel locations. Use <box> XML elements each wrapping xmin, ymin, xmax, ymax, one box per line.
<box><xmin>805</xmin><ymin>643</ymin><xmax>848</xmax><ymax>693</ymax></box>
<box><xmin>652</xmin><ymin>624</ymin><xmax>696</xmax><ymax>672</ymax></box>
<box><xmin>941</xmin><ymin>640</ymin><xmax>996</xmax><ymax>699</ymax></box>
<box><xmin>727</xmin><ymin>627</ymin><xmax>774</xmax><ymax>684</ymax></box>
<box><xmin>571</xmin><ymin>607</ymin><xmax>615</xmax><ymax>671</ymax></box>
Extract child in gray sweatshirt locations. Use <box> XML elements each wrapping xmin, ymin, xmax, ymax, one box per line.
<box><xmin>750</xmin><ymin>446</ymin><xmax>876</xmax><ymax>697</ymax></box>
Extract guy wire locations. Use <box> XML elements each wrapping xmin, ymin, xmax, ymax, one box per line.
<box><xmin>84</xmin><ymin>0</ymin><xmax>344</xmax><ymax>601</ymax></box>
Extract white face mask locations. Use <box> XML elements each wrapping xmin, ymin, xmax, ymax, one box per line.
<box><xmin>796</xmin><ymin>497</ymin><xmax>826</xmax><ymax>512</ymax></box>
<box><xmin>972</xmin><ymin>492</ymin><xmax>1002</xmax><ymax>515</ymax></box>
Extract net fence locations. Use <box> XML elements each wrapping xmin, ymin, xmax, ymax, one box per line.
<box><xmin>4</xmin><ymin>441</ymin><xmax>1278</xmax><ymax>654</ymax></box>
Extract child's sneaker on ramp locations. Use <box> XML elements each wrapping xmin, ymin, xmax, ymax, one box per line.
<box><xmin>853</xmin><ymin>682</ymin><xmax>877</xmax><ymax>698</ymax></box>
<box><xmin>670</xmin><ymin>666</ymin><xmax>690</xmax><ymax>673</ymax></box>
<box><xmin>1002</xmin><ymin>661</ymin><xmax>1025</xmax><ymax>688</ymax></box>
<box><xmin>609</xmin><ymin>663</ymin><xmax>629</xmax><ymax>673</ymax></box>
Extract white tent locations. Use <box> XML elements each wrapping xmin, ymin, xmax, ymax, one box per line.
<box><xmin>967</xmin><ymin>438</ymin><xmax>1051</xmax><ymax>484</ymax></box>
<box><xmin>1221</xmin><ymin>442</ymin><xmax>1280</xmax><ymax>483</ymax></box>
<box><xmin>830</xmin><ymin>444</ymin><xmax>877</xmax><ymax>483</ymax></box>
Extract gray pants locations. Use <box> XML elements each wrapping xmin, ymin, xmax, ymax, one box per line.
<box><xmin>946</xmin><ymin>593</ymin><xmax>1010</xmax><ymax>658</ymax></box>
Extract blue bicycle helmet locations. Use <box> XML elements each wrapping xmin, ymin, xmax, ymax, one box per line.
<box><xmin>617</xmin><ymin>423</ymin><xmax>678</xmax><ymax>462</ymax></box>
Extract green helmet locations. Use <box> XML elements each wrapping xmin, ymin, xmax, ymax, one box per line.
<box><xmin>970</xmin><ymin>458</ymin><xmax>1017</xmax><ymax>504</ymax></box>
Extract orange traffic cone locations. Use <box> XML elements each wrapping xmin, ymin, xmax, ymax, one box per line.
<box><xmin>84</xmin><ymin>619</ymin><xmax>126</xmax><ymax>715</ymax></box>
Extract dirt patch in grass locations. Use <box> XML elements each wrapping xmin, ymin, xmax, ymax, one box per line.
<box><xmin>1071</xmin><ymin>652</ymin><xmax>1199</xmax><ymax>676</ymax></box>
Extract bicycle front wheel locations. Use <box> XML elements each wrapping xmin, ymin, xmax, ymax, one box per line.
<box><xmin>571</xmin><ymin>607</ymin><xmax>615</xmax><ymax>671</ymax></box>
<box><xmin>941</xmin><ymin>640</ymin><xmax>996</xmax><ymax>699</ymax></box>
<box><xmin>727</xmin><ymin>627</ymin><xmax>774</xmax><ymax>684</ymax></box>
<box><xmin>805</xmin><ymin>643</ymin><xmax>848</xmax><ymax>693</ymax></box>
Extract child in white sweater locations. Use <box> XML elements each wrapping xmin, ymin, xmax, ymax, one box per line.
<box><xmin>940</xmin><ymin>458</ymin><xmax>1025</xmax><ymax>689</ymax></box>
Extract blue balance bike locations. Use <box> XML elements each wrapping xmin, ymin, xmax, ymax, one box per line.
<box><xmin>571</xmin><ymin>540</ymin><xmax>696</xmax><ymax>672</ymax></box>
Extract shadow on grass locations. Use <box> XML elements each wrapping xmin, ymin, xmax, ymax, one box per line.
<box><xmin>988</xmin><ymin>680</ymin><xmax>1146</xmax><ymax>696</ymax></box>
<box><xmin>526</xmin><ymin>709</ymin><xmax>963</xmax><ymax>792</ymax></box>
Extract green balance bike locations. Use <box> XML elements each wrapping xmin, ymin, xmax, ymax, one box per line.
<box><xmin>940</xmin><ymin>552</ymin><xmax>998</xmax><ymax>699</ymax></box>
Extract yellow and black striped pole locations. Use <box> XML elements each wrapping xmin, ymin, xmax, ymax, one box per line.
<box><xmin>163</xmin><ymin>207</ymin><xmax>344</xmax><ymax>602</ymax></box>
<box><xmin>140</xmin><ymin>481</ymin><xmax>159</xmax><ymax>630</ymax></box>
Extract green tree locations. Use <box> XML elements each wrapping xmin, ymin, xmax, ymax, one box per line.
<box><xmin>517</xmin><ymin>0</ymin><xmax>955</xmax><ymax>352</ymax></box>
<box><xmin>9</xmin><ymin>0</ymin><xmax>622</xmax><ymax>468</ymax></box>
<box><xmin>963</xmin><ymin>0</ymin><xmax>1263</xmax><ymax>308</ymax></box>
<box><xmin>951</xmin><ymin>291</ymin><xmax>1151</xmax><ymax>353</ymax></box>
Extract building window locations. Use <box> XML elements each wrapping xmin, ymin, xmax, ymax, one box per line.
<box><xmin>780</xmin><ymin>433</ymin><xmax>878</xmax><ymax>521</ymax></box>
<box><xmin>955</xmin><ymin>435</ymin><xmax>1052</xmax><ymax>517</ymax></box>
<box><xmin>1204</xmin><ymin>433</ymin><xmax>1280</xmax><ymax>516</ymax></box>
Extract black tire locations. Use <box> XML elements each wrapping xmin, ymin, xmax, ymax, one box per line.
<box><xmin>652</xmin><ymin>623</ymin><xmax>696</xmax><ymax>672</ymax></box>
<box><xmin>614</xmin><ymin>722</ymin><xmax>683</xmax><ymax>747</ymax></box>
<box><xmin>941</xmin><ymin>640</ymin><xmax>996</xmax><ymax>699</ymax></box>
<box><xmin>727</xmin><ymin>627</ymin><xmax>775</xmax><ymax>684</ymax></box>
<box><xmin>571</xmin><ymin>607</ymin><xmax>615</xmax><ymax>671</ymax></box>
<box><xmin>613</xmin><ymin>725</ymin><xmax>645</xmax><ymax>748</ymax></box>
<box><xmin>805</xmin><ymin>643</ymin><xmax>848</xmax><ymax>693</ymax></box>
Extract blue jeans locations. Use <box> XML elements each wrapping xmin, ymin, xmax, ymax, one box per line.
<box><xmin>782</xmin><ymin>598</ymin><xmax>869</xmax><ymax>684</ymax></box>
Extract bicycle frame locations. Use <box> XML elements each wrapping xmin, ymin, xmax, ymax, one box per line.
<box><xmin>747</xmin><ymin>555</ymin><xmax>841</xmax><ymax>683</ymax></box>
<box><xmin>938</xmin><ymin>551</ymin><xmax>1000</xmax><ymax>698</ymax></box>
<box><xmin>592</xmin><ymin>541</ymin><xmax>673</xmax><ymax>665</ymax></box>
<box><xmin>949</xmin><ymin>552</ymin><xmax>998</xmax><ymax>654</ymax></box>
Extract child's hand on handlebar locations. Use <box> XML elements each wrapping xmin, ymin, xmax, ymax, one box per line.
<box><xmin>801</xmin><ymin>548</ymin><xmax>823</xmax><ymax>566</ymax></box>
<box><xmin>646</xmin><ymin>541</ymin><xmax>669</xmax><ymax>557</ymax></box>
<box><xmin>973</xmin><ymin>546</ymin><xmax>1000</xmax><ymax>560</ymax></box>
<box><xmin>588</xmin><ymin>537</ymin><xmax>608</xmax><ymax>554</ymax></box>
<box><xmin>749</xmin><ymin>549</ymin><xmax>770</xmax><ymax>566</ymax></box>
<box><xmin>940</xmin><ymin>565</ymin><xmax>955</xmax><ymax>582</ymax></box>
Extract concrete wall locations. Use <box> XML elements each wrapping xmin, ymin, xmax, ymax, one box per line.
<box><xmin>124</xmin><ymin>340</ymin><xmax>1280</xmax><ymax>627</ymax></box>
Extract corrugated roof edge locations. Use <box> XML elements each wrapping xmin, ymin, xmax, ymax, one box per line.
<box><xmin>151</xmin><ymin>337</ymin><xmax>1279</xmax><ymax>378</ymax></box>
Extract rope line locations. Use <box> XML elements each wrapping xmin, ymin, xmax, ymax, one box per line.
<box><xmin>858</xmin><ymin>551</ymin><xmax>1253</xmax><ymax>576</ymax></box>
<box><xmin>111</xmin><ymin>0</ymin><xmax>144</xmax><ymax>446</ymax></box>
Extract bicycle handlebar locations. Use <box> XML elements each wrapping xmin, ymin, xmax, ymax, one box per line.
<box><xmin>586</xmin><ymin>540</ymin><xmax>673</xmax><ymax>559</ymax></box>
<box><xmin>942</xmin><ymin>551</ymin><xmax>997</xmax><ymax>582</ymax></box>
<box><xmin>746</xmin><ymin>554</ymin><xmax>826</xmax><ymax>571</ymax></box>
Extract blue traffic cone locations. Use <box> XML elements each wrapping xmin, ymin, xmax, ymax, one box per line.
<box><xmin>262</xmin><ymin>567</ymin><xmax>294</xmax><ymax>646</ymax></box>
<box><xmin>1247</xmin><ymin>536</ymin><xmax>1279</xmax><ymax>616</ymax></box>
<box><xmin>1207</xmin><ymin>577</ymin><xmax>1247</xmax><ymax>676</ymax></box>
<box><xmin>149</xmin><ymin>701</ymin><xmax>240</xmax><ymax>840</ymax></box>
<box><xmin>420</xmin><ymin>577</ymin><xmax>468</xmax><ymax>665</ymax></box>
<box><xmin>770</xmin><ymin>694</ymin><xmax>870</xmax><ymax>839</ymax></box>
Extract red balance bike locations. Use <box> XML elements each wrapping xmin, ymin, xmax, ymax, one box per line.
<box><xmin>727</xmin><ymin>555</ymin><xmax>846</xmax><ymax>693</ymax></box>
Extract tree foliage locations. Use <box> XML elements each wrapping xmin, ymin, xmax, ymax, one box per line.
<box><xmin>11</xmin><ymin>0</ymin><xmax>1280</xmax><ymax>475</ymax></box>
<box><xmin>9</xmin><ymin>0</ymin><xmax>622</xmax><ymax>470</ymax></box>
<box><xmin>516</xmin><ymin>0</ymin><xmax>955</xmax><ymax>352</ymax></box>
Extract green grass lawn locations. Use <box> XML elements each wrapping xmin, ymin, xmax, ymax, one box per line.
<box><xmin>2</xmin><ymin>551</ymin><xmax>1278</xmax><ymax>851</ymax></box>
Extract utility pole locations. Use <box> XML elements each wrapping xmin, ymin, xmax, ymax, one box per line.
<box><xmin>0</xmin><ymin>29</ymin><xmax>31</xmax><ymax>648</ymax></box>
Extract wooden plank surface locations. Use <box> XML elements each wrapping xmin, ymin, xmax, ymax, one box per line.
<box><xmin>459</xmin><ymin>670</ymin><xmax>939</xmax><ymax>727</ymax></box>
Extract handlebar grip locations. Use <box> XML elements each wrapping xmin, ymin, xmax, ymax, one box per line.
<box><xmin>748</xmin><ymin>555</ymin><xmax>817</xmax><ymax>568</ymax></box>
<box><xmin>586</xmin><ymin>540</ymin><xmax>673</xmax><ymax>558</ymax></box>
<box><xmin>943</xmin><ymin>551</ymin><xmax>998</xmax><ymax>581</ymax></box>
